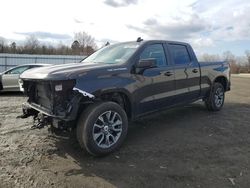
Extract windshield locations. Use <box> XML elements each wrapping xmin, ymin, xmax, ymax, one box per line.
<box><xmin>81</xmin><ymin>42</ymin><xmax>140</xmax><ymax>64</ymax></box>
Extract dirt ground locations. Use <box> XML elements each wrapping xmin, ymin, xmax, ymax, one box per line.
<box><xmin>0</xmin><ymin>76</ymin><xmax>250</xmax><ymax>188</ymax></box>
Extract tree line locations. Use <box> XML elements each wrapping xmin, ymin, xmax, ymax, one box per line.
<box><xmin>1</xmin><ymin>32</ymin><xmax>250</xmax><ymax>74</ymax></box>
<box><xmin>199</xmin><ymin>51</ymin><xmax>250</xmax><ymax>74</ymax></box>
<box><xmin>0</xmin><ymin>32</ymin><xmax>97</xmax><ymax>56</ymax></box>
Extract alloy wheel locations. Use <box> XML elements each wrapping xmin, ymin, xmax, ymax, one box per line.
<box><xmin>92</xmin><ymin>111</ymin><xmax>123</xmax><ymax>149</ymax></box>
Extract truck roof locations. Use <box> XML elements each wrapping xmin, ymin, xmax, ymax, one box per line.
<box><xmin>118</xmin><ymin>40</ymin><xmax>190</xmax><ymax>46</ymax></box>
<box><xmin>143</xmin><ymin>40</ymin><xmax>189</xmax><ymax>45</ymax></box>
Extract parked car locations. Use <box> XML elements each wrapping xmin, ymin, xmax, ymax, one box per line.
<box><xmin>20</xmin><ymin>39</ymin><xmax>230</xmax><ymax>156</ymax></box>
<box><xmin>0</xmin><ymin>64</ymin><xmax>50</xmax><ymax>92</ymax></box>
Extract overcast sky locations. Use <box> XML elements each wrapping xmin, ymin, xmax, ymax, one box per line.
<box><xmin>0</xmin><ymin>0</ymin><xmax>250</xmax><ymax>55</ymax></box>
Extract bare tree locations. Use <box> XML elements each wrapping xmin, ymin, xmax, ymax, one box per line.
<box><xmin>71</xmin><ymin>40</ymin><xmax>80</xmax><ymax>55</ymax></box>
<box><xmin>74</xmin><ymin>32</ymin><xmax>97</xmax><ymax>55</ymax></box>
<box><xmin>57</xmin><ymin>43</ymin><xmax>71</xmax><ymax>55</ymax></box>
<box><xmin>223</xmin><ymin>51</ymin><xmax>239</xmax><ymax>74</ymax></box>
<box><xmin>24</xmin><ymin>35</ymin><xmax>39</xmax><ymax>54</ymax></box>
<box><xmin>0</xmin><ymin>37</ymin><xmax>5</xmax><ymax>44</ymax></box>
<box><xmin>199</xmin><ymin>53</ymin><xmax>221</xmax><ymax>62</ymax></box>
<box><xmin>245</xmin><ymin>50</ymin><xmax>250</xmax><ymax>73</ymax></box>
<box><xmin>10</xmin><ymin>42</ymin><xmax>17</xmax><ymax>53</ymax></box>
<box><xmin>71</xmin><ymin>40</ymin><xmax>80</xmax><ymax>49</ymax></box>
<box><xmin>0</xmin><ymin>36</ymin><xmax>6</xmax><ymax>53</ymax></box>
<box><xmin>223</xmin><ymin>51</ymin><xmax>235</xmax><ymax>61</ymax></box>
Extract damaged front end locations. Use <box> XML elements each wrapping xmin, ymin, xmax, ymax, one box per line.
<box><xmin>21</xmin><ymin>79</ymin><xmax>94</xmax><ymax>130</ymax></box>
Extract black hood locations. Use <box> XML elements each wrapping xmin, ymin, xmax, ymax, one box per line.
<box><xmin>20</xmin><ymin>62</ymin><xmax>112</xmax><ymax>80</ymax></box>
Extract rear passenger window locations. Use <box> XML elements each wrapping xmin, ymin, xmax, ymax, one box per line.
<box><xmin>140</xmin><ymin>44</ymin><xmax>167</xmax><ymax>67</ymax></box>
<box><xmin>169</xmin><ymin>44</ymin><xmax>191</xmax><ymax>65</ymax></box>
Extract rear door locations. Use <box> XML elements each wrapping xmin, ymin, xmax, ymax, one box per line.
<box><xmin>168</xmin><ymin>43</ymin><xmax>200</xmax><ymax>102</ymax></box>
<box><xmin>133</xmin><ymin>43</ymin><xmax>175</xmax><ymax>115</ymax></box>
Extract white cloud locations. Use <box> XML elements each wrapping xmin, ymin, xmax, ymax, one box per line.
<box><xmin>190</xmin><ymin>0</ymin><xmax>250</xmax><ymax>41</ymax></box>
<box><xmin>192</xmin><ymin>38</ymin><xmax>214</xmax><ymax>47</ymax></box>
<box><xmin>104</xmin><ymin>0</ymin><xmax>138</xmax><ymax>7</ymax></box>
<box><xmin>0</xmin><ymin>0</ymin><xmax>249</xmax><ymax>54</ymax></box>
<box><xmin>128</xmin><ymin>13</ymin><xmax>209</xmax><ymax>41</ymax></box>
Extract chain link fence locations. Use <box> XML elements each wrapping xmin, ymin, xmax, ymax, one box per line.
<box><xmin>0</xmin><ymin>53</ymin><xmax>85</xmax><ymax>72</ymax></box>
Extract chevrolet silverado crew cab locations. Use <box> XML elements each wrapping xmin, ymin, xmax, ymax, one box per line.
<box><xmin>20</xmin><ymin>39</ymin><xmax>231</xmax><ymax>156</ymax></box>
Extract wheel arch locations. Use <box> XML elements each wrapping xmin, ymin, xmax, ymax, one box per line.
<box><xmin>96</xmin><ymin>89</ymin><xmax>133</xmax><ymax>120</ymax></box>
<box><xmin>213</xmin><ymin>76</ymin><xmax>228</xmax><ymax>91</ymax></box>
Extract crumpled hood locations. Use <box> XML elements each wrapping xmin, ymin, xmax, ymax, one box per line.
<box><xmin>20</xmin><ymin>62</ymin><xmax>111</xmax><ymax>80</ymax></box>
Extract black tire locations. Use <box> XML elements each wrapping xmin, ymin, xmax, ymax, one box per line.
<box><xmin>0</xmin><ymin>81</ymin><xmax>3</xmax><ymax>91</ymax></box>
<box><xmin>205</xmin><ymin>82</ymin><xmax>225</xmax><ymax>111</ymax></box>
<box><xmin>76</xmin><ymin>101</ymin><xmax>128</xmax><ymax>156</ymax></box>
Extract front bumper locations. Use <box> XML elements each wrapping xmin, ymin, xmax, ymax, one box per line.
<box><xmin>21</xmin><ymin>79</ymin><xmax>96</xmax><ymax>129</ymax></box>
<box><xmin>21</xmin><ymin>79</ymin><xmax>82</xmax><ymax>121</ymax></box>
<box><xmin>23</xmin><ymin>102</ymin><xmax>66</xmax><ymax>119</ymax></box>
<box><xmin>22</xmin><ymin>92</ymin><xmax>82</xmax><ymax>122</ymax></box>
<box><xmin>22</xmin><ymin>101</ymin><xmax>78</xmax><ymax>130</ymax></box>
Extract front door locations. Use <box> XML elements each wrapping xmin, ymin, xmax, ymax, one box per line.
<box><xmin>133</xmin><ymin>43</ymin><xmax>175</xmax><ymax>116</ymax></box>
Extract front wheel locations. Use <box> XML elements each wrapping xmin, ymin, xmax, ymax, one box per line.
<box><xmin>77</xmin><ymin>102</ymin><xmax>128</xmax><ymax>156</ymax></box>
<box><xmin>205</xmin><ymin>82</ymin><xmax>225</xmax><ymax>111</ymax></box>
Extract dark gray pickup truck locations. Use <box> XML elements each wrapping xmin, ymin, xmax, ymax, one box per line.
<box><xmin>20</xmin><ymin>39</ymin><xmax>231</xmax><ymax>156</ymax></box>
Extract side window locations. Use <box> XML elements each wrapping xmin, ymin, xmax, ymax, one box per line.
<box><xmin>6</xmin><ymin>66</ymin><xmax>29</xmax><ymax>74</ymax></box>
<box><xmin>140</xmin><ymin>44</ymin><xmax>167</xmax><ymax>67</ymax></box>
<box><xmin>169</xmin><ymin>44</ymin><xmax>191</xmax><ymax>65</ymax></box>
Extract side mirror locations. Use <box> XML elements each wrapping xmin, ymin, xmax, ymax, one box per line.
<box><xmin>136</xmin><ymin>58</ymin><xmax>157</xmax><ymax>69</ymax></box>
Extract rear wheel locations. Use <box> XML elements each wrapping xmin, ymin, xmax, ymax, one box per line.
<box><xmin>77</xmin><ymin>102</ymin><xmax>128</xmax><ymax>156</ymax></box>
<box><xmin>205</xmin><ymin>82</ymin><xmax>225</xmax><ymax>111</ymax></box>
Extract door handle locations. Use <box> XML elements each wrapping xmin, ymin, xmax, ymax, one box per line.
<box><xmin>192</xmin><ymin>69</ymin><xmax>198</xmax><ymax>73</ymax></box>
<box><xmin>164</xmin><ymin>71</ymin><xmax>174</xmax><ymax>76</ymax></box>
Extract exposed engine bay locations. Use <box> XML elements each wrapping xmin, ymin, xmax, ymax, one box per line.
<box><xmin>20</xmin><ymin>79</ymin><xmax>94</xmax><ymax>130</ymax></box>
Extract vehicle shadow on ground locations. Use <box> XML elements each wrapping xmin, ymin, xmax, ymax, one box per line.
<box><xmin>48</xmin><ymin>103</ymin><xmax>208</xmax><ymax>186</ymax></box>
<box><xmin>49</xmin><ymin>102</ymin><xmax>250</xmax><ymax>187</ymax></box>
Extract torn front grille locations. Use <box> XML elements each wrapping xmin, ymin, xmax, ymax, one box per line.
<box><xmin>23</xmin><ymin>80</ymin><xmax>76</xmax><ymax>117</ymax></box>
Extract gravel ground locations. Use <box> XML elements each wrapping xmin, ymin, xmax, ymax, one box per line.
<box><xmin>0</xmin><ymin>76</ymin><xmax>250</xmax><ymax>188</ymax></box>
